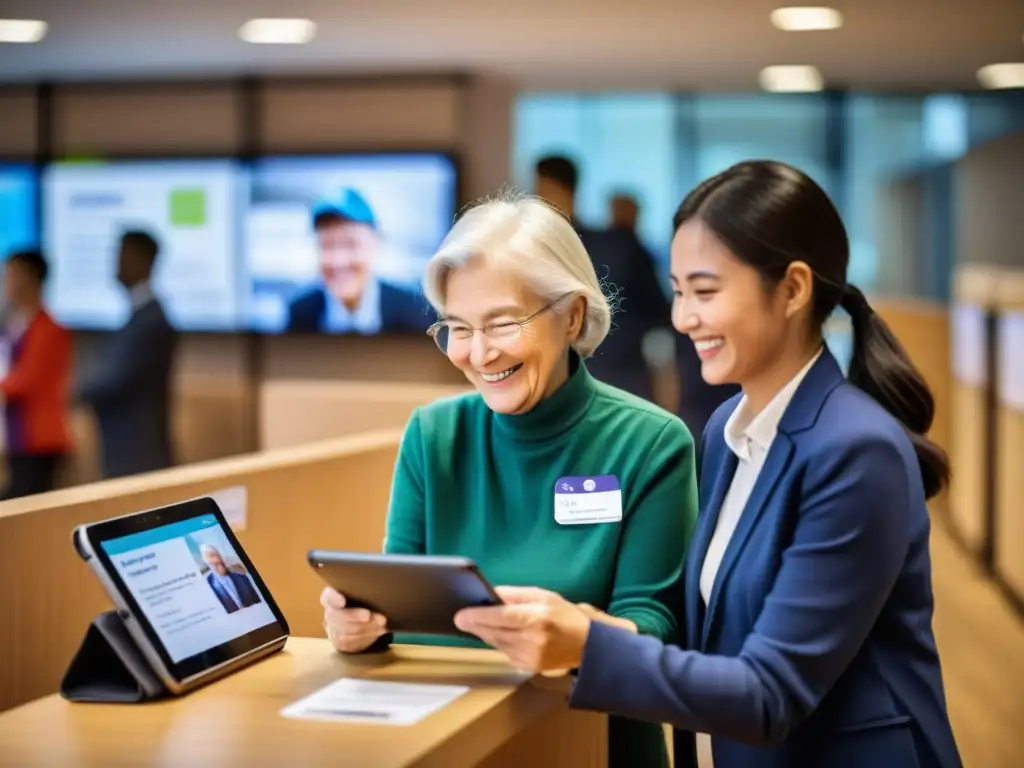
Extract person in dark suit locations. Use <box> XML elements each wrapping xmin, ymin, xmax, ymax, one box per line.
<box><xmin>535</xmin><ymin>157</ymin><xmax>671</xmax><ymax>402</ymax></box>
<box><xmin>609</xmin><ymin>191</ymin><xmax>740</xmax><ymax>436</ymax></box>
<box><xmin>286</xmin><ymin>188</ymin><xmax>431</xmax><ymax>334</ymax></box>
<box><xmin>674</xmin><ymin>333</ymin><xmax>740</xmax><ymax>454</ymax></box>
<box><xmin>454</xmin><ymin>161</ymin><xmax>961</xmax><ymax>768</ymax></box>
<box><xmin>200</xmin><ymin>544</ymin><xmax>262</xmax><ymax>614</ymax></box>
<box><xmin>78</xmin><ymin>230</ymin><xmax>178</xmax><ymax>479</ymax></box>
<box><xmin>0</xmin><ymin>250</ymin><xmax>72</xmax><ymax>499</ymax></box>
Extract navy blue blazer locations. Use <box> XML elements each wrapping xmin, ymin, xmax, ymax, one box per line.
<box><xmin>206</xmin><ymin>571</ymin><xmax>262</xmax><ymax>614</ymax></box>
<box><xmin>286</xmin><ymin>282</ymin><xmax>433</xmax><ymax>334</ymax></box>
<box><xmin>79</xmin><ymin>299</ymin><xmax>178</xmax><ymax>480</ymax></box>
<box><xmin>569</xmin><ymin>350</ymin><xmax>961</xmax><ymax>768</ymax></box>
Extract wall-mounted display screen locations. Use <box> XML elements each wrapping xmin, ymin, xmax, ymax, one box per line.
<box><xmin>42</xmin><ymin>159</ymin><xmax>245</xmax><ymax>331</ymax></box>
<box><xmin>244</xmin><ymin>153</ymin><xmax>456</xmax><ymax>334</ymax></box>
<box><xmin>0</xmin><ymin>163</ymin><xmax>39</xmax><ymax>258</ymax></box>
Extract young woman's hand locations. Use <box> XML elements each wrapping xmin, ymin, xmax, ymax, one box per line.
<box><xmin>454</xmin><ymin>586</ymin><xmax>593</xmax><ymax>673</ymax></box>
<box><xmin>576</xmin><ymin>603</ymin><xmax>638</xmax><ymax>634</ymax></box>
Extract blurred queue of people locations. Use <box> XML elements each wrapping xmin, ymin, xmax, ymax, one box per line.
<box><xmin>532</xmin><ymin>155</ymin><xmax>740</xmax><ymax>438</ymax></box>
<box><xmin>0</xmin><ymin>230</ymin><xmax>178</xmax><ymax>500</ymax></box>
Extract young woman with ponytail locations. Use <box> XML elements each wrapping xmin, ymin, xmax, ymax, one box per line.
<box><xmin>454</xmin><ymin>161</ymin><xmax>962</xmax><ymax>768</ymax></box>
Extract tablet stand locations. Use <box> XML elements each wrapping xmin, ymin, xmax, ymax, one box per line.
<box><xmin>60</xmin><ymin>610</ymin><xmax>168</xmax><ymax>703</ymax></box>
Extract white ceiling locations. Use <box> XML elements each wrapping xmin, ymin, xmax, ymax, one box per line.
<box><xmin>0</xmin><ymin>0</ymin><xmax>1022</xmax><ymax>90</ymax></box>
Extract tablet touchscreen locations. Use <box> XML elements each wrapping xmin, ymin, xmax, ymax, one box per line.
<box><xmin>86</xmin><ymin>498</ymin><xmax>288</xmax><ymax>685</ymax></box>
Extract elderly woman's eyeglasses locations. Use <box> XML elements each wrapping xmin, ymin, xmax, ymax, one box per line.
<box><xmin>427</xmin><ymin>294</ymin><xmax>572</xmax><ymax>355</ymax></box>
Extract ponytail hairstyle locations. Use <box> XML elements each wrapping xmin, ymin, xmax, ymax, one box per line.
<box><xmin>673</xmin><ymin>160</ymin><xmax>950</xmax><ymax>499</ymax></box>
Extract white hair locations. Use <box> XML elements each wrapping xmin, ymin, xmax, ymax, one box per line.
<box><xmin>199</xmin><ymin>544</ymin><xmax>221</xmax><ymax>558</ymax></box>
<box><xmin>423</xmin><ymin>190</ymin><xmax>613</xmax><ymax>358</ymax></box>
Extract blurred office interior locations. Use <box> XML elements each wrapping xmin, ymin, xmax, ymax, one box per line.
<box><xmin>0</xmin><ymin>1</ymin><xmax>1022</xmax><ymax>765</ymax></box>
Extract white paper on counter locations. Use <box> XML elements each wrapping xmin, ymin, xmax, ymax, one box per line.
<box><xmin>281</xmin><ymin>677</ymin><xmax>470</xmax><ymax>726</ymax></box>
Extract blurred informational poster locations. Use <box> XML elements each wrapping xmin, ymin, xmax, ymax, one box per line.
<box><xmin>952</xmin><ymin>304</ymin><xmax>988</xmax><ymax>388</ymax></box>
<box><xmin>42</xmin><ymin>159</ymin><xmax>244</xmax><ymax>332</ymax></box>
<box><xmin>997</xmin><ymin>312</ymin><xmax>1024</xmax><ymax>411</ymax></box>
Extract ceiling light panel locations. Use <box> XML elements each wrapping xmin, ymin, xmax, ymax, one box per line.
<box><xmin>977</xmin><ymin>63</ymin><xmax>1024</xmax><ymax>89</ymax></box>
<box><xmin>239</xmin><ymin>18</ymin><xmax>317</xmax><ymax>45</ymax></box>
<box><xmin>770</xmin><ymin>7</ymin><xmax>843</xmax><ymax>31</ymax></box>
<box><xmin>759</xmin><ymin>65</ymin><xmax>825</xmax><ymax>92</ymax></box>
<box><xmin>0</xmin><ymin>19</ymin><xmax>48</xmax><ymax>43</ymax></box>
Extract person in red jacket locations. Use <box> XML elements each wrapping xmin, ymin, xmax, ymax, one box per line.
<box><xmin>0</xmin><ymin>250</ymin><xmax>72</xmax><ymax>499</ymax></box>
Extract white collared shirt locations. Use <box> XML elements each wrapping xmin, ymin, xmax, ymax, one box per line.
<box><xmin>696</xmin><ymin>347</ymin><xmax>822</xmax><ymax>768</ymax></box>
<box><xmin>129</xmin><ymin>280</ymin><xmax>156</xmax><ymax>314</ymax></box>
<box><xmin>324</xmin><ymin>277</ymin><xmax>382</xmax><ymax>334</ymax></box>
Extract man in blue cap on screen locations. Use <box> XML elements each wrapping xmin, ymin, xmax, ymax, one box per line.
<box><xmin>286</xmin><ymin>188</ymin><xmax>430</xmax><ymax>333</ymax></box>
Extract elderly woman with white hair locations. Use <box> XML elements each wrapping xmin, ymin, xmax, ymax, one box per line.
<box><xmin>321</xmin><ymin>193</ymin><xmax>698</xmax><ymax>767</ymax></box>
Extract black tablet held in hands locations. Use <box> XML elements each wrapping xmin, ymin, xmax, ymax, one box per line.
<box><xmin>308</xmin><ymin>551</ymin><xmax>503</xmax><ymax>637</ymax></box>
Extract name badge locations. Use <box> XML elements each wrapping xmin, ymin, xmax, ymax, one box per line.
<box><xmin>554</xmin><ymin>475</ymin><xmax>623</xmax><ymax>525</ymax></box>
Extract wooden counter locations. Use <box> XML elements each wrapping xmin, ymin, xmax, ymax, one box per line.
<box><xmin>0</xmin><ymin>430</ymin><xmax>403</xmax><ymax>713</ymax></box>
<box><xmin>0</xmin><ymin>638</ymin><xmax>606</xmax><ymax>768</ymax></box>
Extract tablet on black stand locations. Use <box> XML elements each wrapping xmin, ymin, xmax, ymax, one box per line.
<box><xmin>65</xmin><ymin>498</ymin><xmax>290</xmax><ymax>702</ymax></box>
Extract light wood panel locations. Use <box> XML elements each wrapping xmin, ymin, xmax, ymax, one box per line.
<box><xmin>260</xmin><ymin>380</ymin><xmax>469</xmax><ymax>450</ymax></box>
<box><xmin>0</xmin><ymin>431</ymin><xmax>402</xmax><ymax>713</ymax></box>
<box><xmin>0</xmin><ymin>87</ymin><xmax>36</xmax><ymax>155</ymax></box>
<box><xmin>259</xmin><ymin>80</ymin><xmax>461</xmax><ymax>151</ymax></box>
<box><xmin>993</xmin><ymin>272</ymin><xmax>1024</xmax><ymax>608</ymax></box>
<box><xmin>930</xmin><ymin>511</ymin><xmax>1024</xmax><ymax>768</ymax></box>
<box><xmin>172</xmin><ymin>374</ymin><xmax>252</xmax><ymax>465</ymax></box>
<box><xmin>948</xmin><ymin>266</ymin><xmax>1002</xmax><ymax>557</ymax></box>
<box><xmin>0</xmin><ymin>639</ymin><xmax>607</xmax><ymax>768</ymax></box>
<box><xmin>872</xmin><ymin>297</ymin><xmax>952</xmax><ymax>454</ymax></box>
<box><xmin>52</xmin><ymin>84</ymin><xmax>241</xmax><ymax>154</ymax></box>
<box><xmin>950</xmin><ymin>384</ymin><xmax>988</xmax><ymax>554</ymax></box>
<box><xmin>45</xmin><ymin>374</ymin><xmax>253</xmax><ymax>488</ymax></box>
<box><xmin>994</xmin><ymin>407</ymin><xmax>1024</xmax><ymax>600</ymax></box>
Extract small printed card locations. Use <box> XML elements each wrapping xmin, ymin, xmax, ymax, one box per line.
<box><xmin>281</xmin><ymin>677</ymin><xmax>470</xmax><ymax>726</ymax></box>
<box><xmin>554</xmin><ymin>475</ymin><xmax>623</xmax><ymax>525</ymax></box>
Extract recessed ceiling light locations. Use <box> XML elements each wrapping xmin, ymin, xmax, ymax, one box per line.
<box><xmin>239</xmin><ymin>18</ymin><xmax>316</xmax><ymax>45</ymax></box>
<box><xmin>769</xmin><ymin>7</ymin><xmax>843</xmax><ymax>31</ymax></box>
<box><xmin>0</xmin><ymin>19</ymin><xmax>47</xmax><ymax>43</ymax></box>
<box><xmin>759</xmin><ymin>65</ymin><xmax>825</xmax><ymax>92</ymax></box>
<box><xmin>977</xmin><ymin>63</ymin><xmax>1024</xmax><ymax>90</ymax></box>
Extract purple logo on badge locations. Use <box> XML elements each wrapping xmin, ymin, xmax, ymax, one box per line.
<box><xmin>554</xmin><ymin>475</ymin><xmax>620</xmax><ymax>494</ymax></box>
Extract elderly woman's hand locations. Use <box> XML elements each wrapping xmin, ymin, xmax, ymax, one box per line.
<box><xmin>320</xmin><ymin>586</ymin><xmax>388</xmax><ymax>653</ymax></box>
<box><xmin>454</xmin><ymin>586</ymin><xmax>593</xmax><ymax>673</ymax></box>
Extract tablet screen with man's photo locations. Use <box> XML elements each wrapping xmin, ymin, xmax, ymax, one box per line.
<box><xmin>100</xmin><ymin>513</ymin><xmax>277</xmax><ymax>663</ymax></box>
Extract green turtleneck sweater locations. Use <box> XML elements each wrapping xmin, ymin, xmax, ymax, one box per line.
<box><xmin>383</xmin><ymin>354</ymin><xmax>699</xmax><ymax>766</ymax></box>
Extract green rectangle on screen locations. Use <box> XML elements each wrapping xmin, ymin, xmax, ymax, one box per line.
<box><xmin>169</xmin><ymin>188</ymin><xmax>207</xmax><ymax>226</ymax></box>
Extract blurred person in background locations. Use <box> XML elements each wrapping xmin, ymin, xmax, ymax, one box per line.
<box><xmin>0</xmin><ymin>250</ymin><xmax>72</xmax><ymax>499</ymax></box>
<box><xmin>320</xmin><ymin>192</ymin><xmax>698</xmax><ymax>768</ymax></box>
<box><xmin>608</xmin><ymin>191</ymin><xmax>739</xmax><ymax>444</ymax></box>
<box><xmin>286</xmin><ymin>188</ymin><xmax>431</xmax><ymax>334</ymax></box>
<box><xmin>674</xmin><ymin>330</ymin><xmax>741</xmax><ymax>450</ymax></box>
<box><xmin>78</xmin><ymin>230</ymin><xmax>178</xmax><ymax>479</ymax></box>
<box><xmin>608</xmin><ymin>191</ymin><xmax>642</xmax><ymax>233</ymax></box>
<box><xmin>535</xmin><ymin>155</ymin><xmax>672</xmax><ymax>403</ymax></box>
